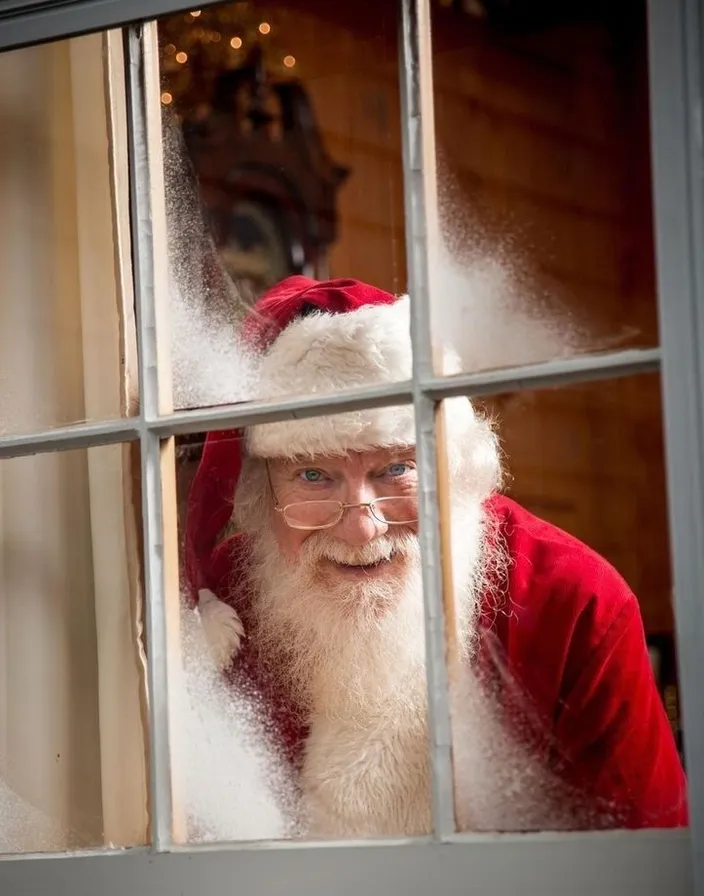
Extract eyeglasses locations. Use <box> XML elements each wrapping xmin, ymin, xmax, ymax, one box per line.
<box><xmin>274</xmin><ymin>497</ymin><xmax>418</xmax><ymax>530</ymax></box>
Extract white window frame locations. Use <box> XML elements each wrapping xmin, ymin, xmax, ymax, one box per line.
<box><xmin>0</xmin><ymin>0</ymin><xmax>701</xmax><ymax>893</ymax></box>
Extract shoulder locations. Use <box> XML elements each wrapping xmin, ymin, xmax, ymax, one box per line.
<box><xmin>481</xmin><ymin>498</ymin><xmax>686</xmax><ymax>828</ymax></box>
<box><xmin>486</xmin><ymin>494</ymin><xmax>638</xmax><ymax>640</ymax></box>
<box><xmin>482</xmin><ymin>495</ymin><xmax>643</xmax><ymax>711</ymax></box>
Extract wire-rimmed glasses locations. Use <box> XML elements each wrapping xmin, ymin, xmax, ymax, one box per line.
<box><xmin>274</xmin><ymin>496</ymin><xmax>418</xmax><ymax>530</ymax></box>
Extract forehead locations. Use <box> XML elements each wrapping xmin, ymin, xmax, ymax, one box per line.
<box><xmin>268</xmin><ymin>446</ymin><xmax>415</xmax><ymax>473</ymax></box>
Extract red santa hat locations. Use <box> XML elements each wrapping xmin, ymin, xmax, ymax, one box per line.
<box><xmin>184</xmin><ymin>275</ymin><xmax>409</xmax><ymax>598</ymax></box>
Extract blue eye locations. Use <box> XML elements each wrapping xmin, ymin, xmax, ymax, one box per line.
<box><xmin>387</xmin><ymin>462</ymin><xmax>412</xmax><ymax>477</ymax></box>
<box><xmin>299</xmin><ymin>469</ymin><xmax>324</xmax><ymax>483</ymax></box>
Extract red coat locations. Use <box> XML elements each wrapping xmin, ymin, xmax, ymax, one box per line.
<box><xmin>200</xmin><ymin>494</ymin><xmax>688</xmax><ymax>831</ymax></box>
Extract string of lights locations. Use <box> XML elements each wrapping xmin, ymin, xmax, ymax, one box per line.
<box><xmin>158</xmin><ymin>3</ymin><xmax>298</xmax><ymax>110</ymax></box>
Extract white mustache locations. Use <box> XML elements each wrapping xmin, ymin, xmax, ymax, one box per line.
<box><xmin>301</xmin><ymin>532</ymin><xmax>419</xmax><ymax>567</ymax></box>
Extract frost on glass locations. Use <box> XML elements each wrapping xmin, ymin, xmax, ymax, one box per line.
<box><xmin>171</xmin><ymin>582</ymin><xmax>299</xmax><ymax>841</ymax></box>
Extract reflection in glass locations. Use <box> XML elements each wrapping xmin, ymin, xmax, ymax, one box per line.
<box><xmin>0</xmin><ymin>445</ymin><xmax>147</xmax><ymax>854</ymax></box>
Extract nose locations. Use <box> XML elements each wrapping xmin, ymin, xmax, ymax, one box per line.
<box><xmin>333</xmin><ymin>504</ymin><xmax>387</xmax><ymax>546</ymax></box>
<box><xmin>332</xmin><ymin>481</ymin><xmax>388</xmax><ymax>546</ymax></box>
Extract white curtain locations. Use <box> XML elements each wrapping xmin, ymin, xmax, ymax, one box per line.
<box><xmin>0</xmin><ymin>32</ymin><xmax>148</xmax><ymax>852</ymax></box>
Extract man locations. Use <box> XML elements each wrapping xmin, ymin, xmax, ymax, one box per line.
<box><xmin>184</xmin><ymin>275</ymin><xmax>688</xmax><ymax>837</ymax></box>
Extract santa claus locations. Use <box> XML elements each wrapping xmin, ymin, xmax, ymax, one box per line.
<box><xmin>184</xmin><ymin>275</ymin><xmax>688</xmax><ymax>838</ymax></box>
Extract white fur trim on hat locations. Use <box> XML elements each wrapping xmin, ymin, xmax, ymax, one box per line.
<box><xmin>245</xmin><ymin>297</ymin><xmax>501</xmax><ymax>499</ymax></box>
<box><xmin>247</xmin><ymin>297</ymin><xmax>416</xmax><ymax>459</ymax></box>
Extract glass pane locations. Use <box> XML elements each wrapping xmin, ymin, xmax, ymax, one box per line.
<box><xmin>175</xmin><ymin>412</ymin><xmax>430</xmax><ymax>842</ymax></box>
<box><xmin>0</xmin><ymin>444</ymin><xmax>147</xmax><ymax>854</ymax></box>
<box><xmin>158</xmin><ymin>0</ymin><xmax>407</xmax><ymax>411</ymax></box>
<box><xmin>430</xmin><ymin>1</ymin><xmax>658</xmax><ymax>374</ymax></box>
<box><xmin>0</xmin><ymin>32</ymin><xmax>137</xmax><ymax>436</ymax></box>
<box><xmin>445</xmin><ymin>373</ymin><xmax>687</xmax><ymax>832</ymax></box>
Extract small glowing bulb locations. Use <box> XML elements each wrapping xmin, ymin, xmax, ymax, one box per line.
<box><xmin>258</xmin><ymin>22</ymin><xmax>271</xmax><ymax>34</ymax></box>
<box><xmin>230</xmin><ymin>36</ymin><xmax>243</xmax><ymax>48</ymax></box>
<box><xmin>190</xmin><ymin>9</ymin><xmax>202</xmax><ymax>16</ymax></box>
<box><xmin>161</xmin><ymin>91</ymin><xmax>173</xmax><ymax>105</ymax></box>
<box><xmin>175</xmin><ymin>51</ymin><xmax>188</xmax><ymax>63</ymax></box>
<box><xmin>283</xmin><ymin>55</ymin><xmax>296</xmax><ymax>68</ymax></box>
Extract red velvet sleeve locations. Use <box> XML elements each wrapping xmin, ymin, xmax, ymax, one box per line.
<box><xmin>553</xmin><ymin>592</ymin><xmax>688</xmax><ymax>828</ymax></box>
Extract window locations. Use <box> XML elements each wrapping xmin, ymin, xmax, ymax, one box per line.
<box><xmin>0</xmin><ymin>0</ymin><xmax>701</xmax><ymax>893</ymax></box>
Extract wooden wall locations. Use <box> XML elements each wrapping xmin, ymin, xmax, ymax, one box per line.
<box><xmin>237</xmin><ymin>0</ymin><xmax>407</xmax><ymax>293</ymax></box>
<box><xmin>431</xmin><ymin>2</ymin><xmax>658</xmax><ymax>348</ymax></box>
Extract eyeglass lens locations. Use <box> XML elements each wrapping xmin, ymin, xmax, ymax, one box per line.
<box><xmin>283</xmin><ymin>496</ymin><xmax>417</xmax><ymax>528</ymax></box>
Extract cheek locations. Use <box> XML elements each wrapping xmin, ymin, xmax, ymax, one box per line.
<box><xmin>269</xmin><ymin>510</ymin><xmax>308</xmax><ymax>559</ymax></box>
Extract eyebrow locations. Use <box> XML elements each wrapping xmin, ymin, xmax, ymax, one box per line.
<box><xmin>278</xmin><ymin>460</ymin><xmax>340</xmax><ymax>477</ymax></box>
<box><xmin>277</xmin><ymin>450</ymin><xmax>416</xmax><ymax>475</ymax></box>
<box><xmin>380</xmin><ymin>450</ymin><xmax>416</xmax><ymax>464</ymax></box>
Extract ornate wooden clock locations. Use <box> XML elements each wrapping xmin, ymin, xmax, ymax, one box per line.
<box><xmin>179</xmin><ymin>43</ymin><xmax>349</xmax><ymax>300</ymax></box>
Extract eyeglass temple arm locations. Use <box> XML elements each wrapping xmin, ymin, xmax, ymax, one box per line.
<box><xmin>265</xmin><ymin>461</ymin><xmax>283</xmax><ymax>509</ymax></box>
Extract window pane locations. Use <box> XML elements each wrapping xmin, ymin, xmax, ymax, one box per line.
<box><xmin>158</xmin><ymin>0</ymin><xmax>407</xmax><ymax>411</ymax></box>
<box><xmin>175</xmin><ymin>411</ymin><xmax>432</xmax><ymax>842</ymax></box>
<box><xmin>0</xmin><ymin>32</ymin><xmax>137</xmax><ymax>437</ymax></box>
<box><xmin>0</xmin><ymin>444</ymin><xmax>147</xmax><ymax>854</ymax></box>
<box><xmin>444</xmin><ymin>373</ymin><xmax>687</xmax><ymax>832</ymax></box>
<box><xmin>429</xmin><ymin>1</ymin><xmax>658</xmax><ymax>374</ymax></box>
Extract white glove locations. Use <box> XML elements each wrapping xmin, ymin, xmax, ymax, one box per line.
<box><xmin>197</xmin><ymin>588</ymin><xmax>245</xmax><ymax>671</ymax></box>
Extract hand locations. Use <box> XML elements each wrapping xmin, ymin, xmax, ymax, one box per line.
<box><xmin>197</xmin><ymin>588</ymin><xmax>245</xmax><ymax>671</ymax></box>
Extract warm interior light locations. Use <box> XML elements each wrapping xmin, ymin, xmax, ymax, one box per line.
<box><xmin>175</xmin><ymin>51</ymin><xmax>188</xmax><ymax>63</ymax></box>
<box><xmin>258</xmin><ymin>22</ymin><xmax>271</xmax><ymax>34</ymax></box>
<box><xmin>283</xmin><ymin>55</ymin><xmax>296</xmax><ymax>68</ymax></box>
<box><xmin>230</xmin><ymin>36</ymin><xmax>243</xmax><ymax>48</ymax></box>
<box><xmin>161</xmin><ymin>92</ymin><xmax>173</xmax><ymax>105</ymax></box>
<box><xmin>190</xmin><ymin>9</ymin><xmax>202</xmax><ymax>16</ymax></box>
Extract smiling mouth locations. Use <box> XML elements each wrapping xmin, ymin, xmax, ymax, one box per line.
<box><xmin>328</xmin><ymin>554</ymin><xmax>396</xmax><ymax>573</ymax></box>
<box><xmin>341</xmin><ymin>560</ymin><xmax>388</xmax><ymax>569</ymax></box>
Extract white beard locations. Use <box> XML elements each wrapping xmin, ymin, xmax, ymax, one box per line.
<box><xmin>249</xmin><ymin>498</ymin><xmax>489</xmax><ymax>838</ymax></box>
